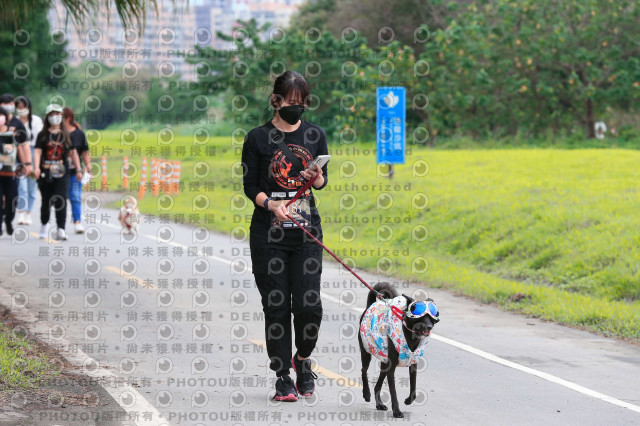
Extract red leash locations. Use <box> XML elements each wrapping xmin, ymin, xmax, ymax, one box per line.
<box><xmin>284</xmin><ymin>175</ymin><xmax>317</xmax><ymax>208</ymax></box>
<box><xmin>283</xmin><ymin>174</ymin><xmax>384</xmax><ymax>300</ymax></box>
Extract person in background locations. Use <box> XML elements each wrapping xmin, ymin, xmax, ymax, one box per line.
<box><xmin>0</xmin><ymin>108</ymin><xmax>17</xmax><ymax>236</ymax></box>
<box><xmin>0</xmin><ymin>93</ymin><xmax>31</xmax><ymax>236</ymax></box>
<box><xmin>33</xmin><ymin>104</ymin><xmax>82</xmax><ymax>241</ymax></box>
<box><xmin>15</xmin><ymin>96</ymin><xmax>43</xmax><ymax>226</ymax></box>
<box><xmin>62</xmin><ymin>107</ymin><xmax>90</xmax><ymax>234</ymax></box>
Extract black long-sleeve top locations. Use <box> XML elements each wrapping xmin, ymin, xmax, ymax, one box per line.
<box><xmin>242</xmin><ymin>120</ymin><xmax>329</xmax><ymax>239</ymax></box>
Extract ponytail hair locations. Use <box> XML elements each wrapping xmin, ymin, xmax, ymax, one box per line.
<box><xmin>62</xmin><ymin>107</ymin><xmax>82</xmax><ymax>130</ymax></box>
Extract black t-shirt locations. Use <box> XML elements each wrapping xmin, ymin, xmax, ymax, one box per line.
<box><xmin>35</xmin><ymin>131</ymin><xmax>75</xmax><ymax>178</ymax></box>
<box><xmin>67</xmin><ymin>128</ymin><xmax>88</xmax><ymax>173</ymax></box>
<box><xmin>8</xmin><ymin>116</ymin><xmax>27</xmax><ymax>145</ymax></box>
<box><xmin>242</xmin><ymin>120</ymin><xmax>329</xmax><ymax>240</ymax></box>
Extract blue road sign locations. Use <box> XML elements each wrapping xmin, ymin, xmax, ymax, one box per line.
<box><xmin>376</xmin><ymin>86</ymin><xmax>406</xmax><ymax>164</ymax></box>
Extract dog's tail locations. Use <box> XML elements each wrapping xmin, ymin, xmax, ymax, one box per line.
<box><xmin>366</xmin><ymin>282</ymin><xmax>398</xmax><ymax>309</ymax></box>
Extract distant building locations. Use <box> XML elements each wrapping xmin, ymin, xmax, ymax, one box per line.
<box><xmin>47</xmin><ymin>0</ymin><xmax>304</xmax><ymax>80</ymax></box>
<box><xmin>195</xmin><ymin>0</ymin><xmax>304</xmax><ymax>50</ymax></box>
<box><xmin>48</xmin><ymin>0</ymin><xmax>195</xmax><ymax>79</ymax></box>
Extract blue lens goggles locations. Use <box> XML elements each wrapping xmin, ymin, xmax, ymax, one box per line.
<box><xmin>407</xmin><ymin>300</ymin><xmax>440</xmax><ymax>322</ymax></box>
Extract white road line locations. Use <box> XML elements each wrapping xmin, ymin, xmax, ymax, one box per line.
<box><xmin>430</xmin><ymin>333</ymin><xmax>640</xmax><ymax>414</ymax></box>
<box><xmin>107</xmin><ymin>221</ymin><xmax>640</xmax><ymax>415</ymax></box>
<box><xmin>0</xmin><ymin>286</ymin><xmax>170</xmax><ymax>426</ymax></box>
<box><xmin>336</xmin><ymin>295</ymin><xmax>640</xmax><ymax>414</ymax></box>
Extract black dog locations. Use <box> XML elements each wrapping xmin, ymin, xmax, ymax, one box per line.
<box><xmin>358</xmin><ymin>282</ymin><xmax>440</xmax><ymax>418</ymax></box>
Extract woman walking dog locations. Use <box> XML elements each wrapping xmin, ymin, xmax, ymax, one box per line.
<box><xmin>242</xmin><ymin>71</ymin><xmax>329</xmax><ymax>401</ymax></box>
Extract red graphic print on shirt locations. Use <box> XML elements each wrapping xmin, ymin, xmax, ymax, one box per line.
<box><xmin>269</xmin><ymin>144</ymin><xmax>312</xmax><ymax>190</ymax></box>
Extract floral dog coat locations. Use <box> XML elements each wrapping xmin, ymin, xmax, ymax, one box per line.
<box><xmin>360</xmin><ymin>296</ymin><xmax>429</xmax><ymax>367</ymax></box>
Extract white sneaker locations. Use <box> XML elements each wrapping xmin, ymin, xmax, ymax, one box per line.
<box><xmin>56</xmin><ymin>228</ymin><xmax>67</xmax><ymax>241</ymax></box>
<box><xmin>24</xmin><ymin>213</ymin><xmax>32</xmax><ymax>225</ymax></box>
<box><xmin>74</xmin><ymin>222</ymin><xmax>85</xmax><ymax>234</ymax></box>
<box><xmin>39</xmin><ymin>224</ymin><xmax>48</xmax><ymax>239</ymax></box>
<box><xmin>17</xmin><ymin>212</ymin><xmax>25</xmax><ymax>225</ymax></box>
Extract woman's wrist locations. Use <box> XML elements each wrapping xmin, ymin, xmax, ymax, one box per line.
<box><xmin>312</xmin><ymin>175</ymin><xmax>324</xmax><ymax>188</ymax></box>
<box><xmin>263</xmin><ymin>197</ymin><xmax>272</xmax><ymax>210</ymax></box>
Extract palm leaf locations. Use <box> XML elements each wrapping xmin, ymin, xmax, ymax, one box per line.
<box><xmin>0</xmin><ymin>0</ymin><xmax>184</xmax><ymax>33</ymax></box>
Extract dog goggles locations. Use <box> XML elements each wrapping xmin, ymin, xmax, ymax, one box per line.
<box><xmin>406</xmin><ymin>300</ymin><xmax>440</xmax><ymax>322</ymax></box>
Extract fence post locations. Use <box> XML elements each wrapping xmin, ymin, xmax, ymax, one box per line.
<box><xmin>173</xmin><ymin>161</ymin><xmax>181</xmax><ymax>194</ymax></box>
<box><xmin>122</xmin><ymin>156</ymin><xmax>129</xmax><ymax>190</ymax></box>
<box><xmin>138</xmin><ymin>157</ymin><xmax>147</xmax><ymax>200</ymax></box>
<box><xmin>151</xmin><ymin>158</ymin><xmax>159</xmax><ymax>197</ymax></box>
<box><xmin>101</xmin><ymin>156</ymin><xmax>107</xmax><ymax>191</ymax></box>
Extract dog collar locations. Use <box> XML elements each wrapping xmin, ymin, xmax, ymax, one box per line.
<box><xmin>390</xmin><ymin>305</ymin><xmax>405</xmax><ymax>322</ymax></box>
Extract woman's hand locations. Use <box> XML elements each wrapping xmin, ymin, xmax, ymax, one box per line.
<box><xmin>300</xmin><ymin>164</ymin><xmax>323</xmax><ymax>182</ymax></box>
<box><xmin>76</xmin><ymin>170</ymin><xmax>83</xmax><ymax>182</ymax></box>
<box><xmin>268</xmin><ymin>199</ymin><xmax>290</xmax><ymax>221</ymax></box>
<box><xmin>34</xmin><ymin>167</ymin><xmax>41</xmax><ymax>179</ymax></box>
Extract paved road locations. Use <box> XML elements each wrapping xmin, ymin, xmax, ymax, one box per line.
<box><xmin>1</xmin><ymin>191</ymin><xmax>640</xmax><ymax>426</ymax></box>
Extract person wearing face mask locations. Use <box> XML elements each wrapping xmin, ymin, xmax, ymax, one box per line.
<box><xmin>241</xmin><ymin>71</ymin><xmax>329</xmax><ymax>401</ymax></box>
<box><xmin>0</xmin><ymin>108</ymin><xmax>17</xmax><ymax>236</ymax></box>
<box><xmin>14</xmin><ymin>96</ymin><xmax>43</xmax><ymax>227</ymax></box>
<box><xmin>62</xmin><ymin>107</ymin><xmax>90</xmax><ymax>234</ymax></box>
<box><xmin>0</xmin><ymin>93</ymin><xmax>30</xmax><ymax>236</ymax></box>
<box><xmin>33</xmin><ymin>104</ymin><xmax>82</xmax><ymax>241</ymax></box>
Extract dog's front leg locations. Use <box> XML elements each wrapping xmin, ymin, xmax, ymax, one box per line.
<box><xmin>404</xmin><ymin>363</ymin><xmax>417</xmax><ymax>405</ymax></box>
<box><xmin>374</xmin><ymin>362</ymin><xmax>388</xmax><ymax>411</ymax></box>
<box><xmin>385</xmin><ymin>363</ymin><xmax>404</xmax><ymax>418</ymax></box>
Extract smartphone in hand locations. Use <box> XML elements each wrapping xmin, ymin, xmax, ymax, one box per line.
<box><xmin>306</xmin><ymin>154</ymin><xmax>331</xmax><ymax>170</ymax></box>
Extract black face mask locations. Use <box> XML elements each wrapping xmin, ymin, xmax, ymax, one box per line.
<box><xmin>278</xmin><ymin>105</ymin><xmax>305</xmax><ymax>125</ymax></box>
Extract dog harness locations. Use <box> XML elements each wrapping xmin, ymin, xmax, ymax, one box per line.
<box><xmin>123</xmin><ymin>211</ymin><xmax>132</xmax><ymax>230</ymax></box>
<box><xmin>360</xmin><ymin>296</ymin><xmax>429</xmax><ymax>367</ymax></box>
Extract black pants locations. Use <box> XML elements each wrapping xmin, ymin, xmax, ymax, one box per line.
<box><xmin>0</xmin><ymin>176</ymin><xmax>18</xmax><ymax>226</ymax></box>
<box><xmin>38</xmin><ymin>177</ymin><xmax>69</xmax><ymax>229</ymax></box>
<box><xmin>250</xmin><ymin>230</ymin><xmax>324</xmax><ymax>377</ymax></box>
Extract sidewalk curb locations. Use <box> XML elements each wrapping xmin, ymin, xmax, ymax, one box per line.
<box><xmin>0</xmin><ymin>286</ymin><xmax>169</xmax><ymax>426</ymax></box>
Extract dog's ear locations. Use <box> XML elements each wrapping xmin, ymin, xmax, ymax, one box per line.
<box><xmin>401</xmin><ymin>294</ymin><xmax>415</xmax><ymax>305</ymax></box>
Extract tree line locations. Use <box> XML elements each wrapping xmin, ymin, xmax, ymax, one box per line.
<box><xmin>3</xmin><ymin>1</ymin><xmax>639</xmax><ymax>141</ymax></box>
<box><xmin>192</xmin><ymin>0</ymin><xmax>640</xmax><ymax>142</ymax></box>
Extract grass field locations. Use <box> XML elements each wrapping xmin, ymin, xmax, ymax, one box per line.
<box><xmin>0</xmin><ymin>323</ymin><xmax>60</xmax><ymax>390</ymax></box>
<box><xmin>90</xmin><ymin>128</ymin><xmax>640</xmax><ymax>339</ymax></box>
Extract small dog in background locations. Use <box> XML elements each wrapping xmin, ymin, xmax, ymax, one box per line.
<box><xmin>359</xmin><ymin>282</ymin><xmax>440</xmax><ymax>418</ymax></box>
<box><xmin>118</xmin><ymin>196</ymin><xmax>141</xmax><ymax>234</ymax></box>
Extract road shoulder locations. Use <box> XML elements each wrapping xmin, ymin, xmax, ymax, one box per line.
<box><xmin>0</xmin><ymin>305</ymin><xmax>128</xmax><ymax>426</ymax></box>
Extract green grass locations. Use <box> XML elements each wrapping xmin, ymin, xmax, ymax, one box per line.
<box><xmin>0</xmin><ymin>324</ymin><xmax>60</xmax><ymax>390</ymax></box>
<box><xmin>90</xmin><ymin>129</ymin><xmax>640</xmax><ymax>339</ymax></box>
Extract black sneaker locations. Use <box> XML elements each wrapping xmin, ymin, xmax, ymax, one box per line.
<box><xmin>273</xmin><ymin>374</ymin><xmax>298</xmax><ymax>402</ymax></box>
<box><xmin>5</xmin><ymin>221</ymin><xmax>12</xmax><ymax>236</ymax></box>
<box><xmin>292</xmin><ymin>353</ymin><xmax>318</xmax><ymax>397</ymax></box>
